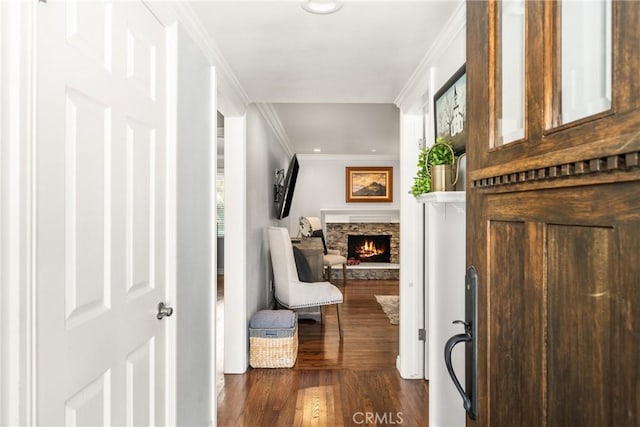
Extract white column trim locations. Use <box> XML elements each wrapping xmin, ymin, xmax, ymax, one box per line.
<box><xmin>397</xmin><ymin>112</ymin><xmax>425</xmax><ymax>379</ymax></box>
<box><xmin>223</xmin><ymin>116</ymin><xmax>248</xmax><ymax>373</ymax></box>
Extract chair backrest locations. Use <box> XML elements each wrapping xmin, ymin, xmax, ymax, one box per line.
<box><xmin>307</xmin><ymin>217</ymin><xmax>322</xmax><ymax>232</ymax></box>
<box><xmin>305</xmin><ymin>216</ymin><xmax>328</xmax><ymax>254</ymax></box>
<box><xmin>267</xmin><ymin>227</ymin><xmax>298</xmax><ymax>305</ymax></box>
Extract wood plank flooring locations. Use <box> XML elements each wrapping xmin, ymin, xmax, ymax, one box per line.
<box><xmin>216</xmin><ymin>279</ymin><xmax>429</xmax><ymax>426</ymax></box>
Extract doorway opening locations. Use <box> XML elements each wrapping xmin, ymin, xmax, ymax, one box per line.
<box><xmin>216</xmin><ymin>111</ymin><xmax>225</xmax><ymax>395</ymax></box>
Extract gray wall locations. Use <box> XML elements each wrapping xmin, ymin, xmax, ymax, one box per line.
<box><xmin>245</xmin><ymin>105</ymin><xmax>289</xmax><ymax>319</ymax></box>
<box><xmin>176</xmin><ymin>27</ymin><xmax>214</xmax><ymax>427</ymax></box>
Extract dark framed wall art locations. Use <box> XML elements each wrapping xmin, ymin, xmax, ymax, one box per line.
<box><xmin>434</xmin><ymin>64</ymin><xmax>467</xmax><ymax>154</ymax></box>
<box><xmin>345</xmin><ymin>166</ymin><xmax>393</xmax><ymax>203</ymax></box>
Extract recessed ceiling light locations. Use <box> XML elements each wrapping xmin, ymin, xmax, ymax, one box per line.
<box><xmin>301</xmin><ymin>0</ymin><xmax>343</xmax><ymax>15</ymax></box>
<box><xmin>313</xmin><ymin>148</ymin><xmax>322</xmax><ymax>153</ymax></box>
<box><xmin>371</xmin><ymin>149</ymin><xmax>377</xmax><ymax>153</ymax></box>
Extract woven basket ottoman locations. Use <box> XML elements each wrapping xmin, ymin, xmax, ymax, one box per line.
<box><xmin>249</xmin><ymin>309</ymin><xmax>298</xmax><ymax>368</ymax></box>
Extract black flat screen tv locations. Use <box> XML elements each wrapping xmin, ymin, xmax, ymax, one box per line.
<box><xmin>275</xmin><ymin>154</ymin><xmax>299</xmax><ymax>220</ymax></box>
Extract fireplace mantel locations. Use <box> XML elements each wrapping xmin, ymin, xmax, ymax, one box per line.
<box><xmin>320</xmin><ymin>208</ymin><xmax>400</xmax><ymax>225</ymax></box>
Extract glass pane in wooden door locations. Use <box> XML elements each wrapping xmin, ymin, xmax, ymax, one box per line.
<box><xmin>495</xmin><ymin>0</ymin><xmax>525</xmax><ymax>147</ymax></box>
<box><xmin>559</xmin><ymin>0</ymin><xmax>612</xmax><ymax>124</ymax></box>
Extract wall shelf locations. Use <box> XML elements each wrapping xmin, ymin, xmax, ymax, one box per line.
<box><xmin>415</xmin><ymin>191</ymin><xmax>465</xmax><ymax>204</ymax></box>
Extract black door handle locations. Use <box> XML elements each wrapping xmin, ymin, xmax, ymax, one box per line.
<box><xmin>443</xmin><ymin>266</ymin><xmax>478</xmax><ymax>420</ymax></box>
<box><xmin>444</xmin><ymin>327</ymin><xmax>472</xmax><ymax>412</ymax></box>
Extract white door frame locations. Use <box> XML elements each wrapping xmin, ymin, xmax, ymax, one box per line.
<box><xmin>1</xmin><ymin>1</ymin><xmax>37</xmax><ymax>424</ymax></box>
<box><xmin>164</xmin><ymin>20</ymin><xmax>179</xmax><ymax>426</ymax></box>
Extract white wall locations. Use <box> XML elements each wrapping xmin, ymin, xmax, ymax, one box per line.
<box><xmin>285</xmin><ymin>155</ymin><xmax>400</xmax><ymax>234</ymax></box>
<box><xmin>176</xmin><ymin>27</ymin><xmax>214</xmax><ymax>426</ymax></box>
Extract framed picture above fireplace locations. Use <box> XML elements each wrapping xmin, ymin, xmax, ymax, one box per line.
<box><xmin>345</xmin><ymin>166</ymin><xmax>393</xmax><ymax>203</ymax></box>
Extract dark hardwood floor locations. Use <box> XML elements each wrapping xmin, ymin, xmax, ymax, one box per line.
<box><xmin>216</xmin><ymin>279</ymin><xmax>429</xmax><ymax>426</ymax></box>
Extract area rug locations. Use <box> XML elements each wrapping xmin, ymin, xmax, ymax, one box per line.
<box><xmin>374</xmin><ymin>295</ymin><xmax>399</xmax><ymax>325</ymax></box>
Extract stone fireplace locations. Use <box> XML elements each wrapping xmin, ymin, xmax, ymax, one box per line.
<box><xmin>321</xmin><ymin>209</ymin><xmax>400</xmax><ymax>279</ymax></box>
<box><xmin>325</xmin><ymin>222</ymin><xmax>399</xmax><ymax>264</ymax></box>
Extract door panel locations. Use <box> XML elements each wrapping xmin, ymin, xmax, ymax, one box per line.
<box><xmin>487</xmin><ymin>221</ymin><xmax>532</xmax><ymax>427</ymax></box>
<box><xmin>64</xmin><ymin>88</ymin><xmax>111</xmax><ymax>329</ymax></box>
<box><xmin>36</xmin><ymin>1</ymin><xmax>169</xmax><ymax>424</ymax></box>
<box><xmin>65</xmin><ymin>370</ymin><xmax>112</xmax><ymax>426</ymax></box>
<box><xmin>547</xmin><ymin>224</ymin><xmax>614</xmax><ymax>425</ymax></box>
<box><xmin>126</xmin><ymin>338</ymin><xmax>156</xmax><ymax>426</ymax></box>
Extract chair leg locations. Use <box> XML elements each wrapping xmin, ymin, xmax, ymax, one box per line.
<box><xmin>336</xmin><ymin>303</ymin><xmax>344</xmax><ymax>340</ymax></box>
<box><xmin>326</xmin><ymin>265</ymin><xmax>333</xmax><ymax>282</ymax></box>
<box><xmin>342</xmin><ymin>262</ymin><xmax>347</xmax><ymax>288</ymax></box>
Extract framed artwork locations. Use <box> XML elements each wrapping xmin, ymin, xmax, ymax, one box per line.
<box><xmin>434</xmin><ymin>64</ymin><xmax>466</xmax><ymax>154</ymax></box>
<box><xmin>345</xmin><ymin>166</ymin><xmax>393</xmax><ymax>203</ymax></box>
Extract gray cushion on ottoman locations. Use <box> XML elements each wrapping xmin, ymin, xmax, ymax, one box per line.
<box><xmin>250</xmin><ymin>309</ymin><xmax>296</xmax><ymax>329</ymax></box>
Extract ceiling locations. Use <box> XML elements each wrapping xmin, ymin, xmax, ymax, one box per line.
<box><xmin>192</xmin><ymin>1</ymin><xmax>460</xmax><ymax>156</ymax></box>
<box><xmin>271</xmin><ymin>103</ymin><xmax>399</xmax><ymax>155</ymax></box>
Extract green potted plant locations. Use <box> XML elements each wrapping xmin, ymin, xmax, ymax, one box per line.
<box><xmin>410</xmin><ymin>147</ymin><xmax>432</xmax><ymax>196</ymax></box>
<box><xmin>427</xmin><ymin>138</ymin><xmax>455</xmax><ymax>169</ymax></box>
<box><xmin>428</xmin><ymin>138</ymin><xmax>458</xmax><ymax>192</ymax></box>
<box><xmin>410</xmin><ymin>138</ymin><xmax>459</xmax><ymax>196</ymax></box>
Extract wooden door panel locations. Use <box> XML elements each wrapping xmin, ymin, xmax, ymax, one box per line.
<box><xmin>486</xmin><ymin>220</ymin><xmax>545</xmax><ymax>426</ymax></box>
<box><xmin>547</xmin><ymin>225</ymin><xmax>614</xmax><ymax>426</ymax></box>
<box><xmin>487</xmin><ymin>221</ymin><xmax>531</xmax><ymax>426</ymax></box>
<box><xmin>614</xmin><ymin>226</ymin><xmax>640</xmax><ymax>424</ymax></box>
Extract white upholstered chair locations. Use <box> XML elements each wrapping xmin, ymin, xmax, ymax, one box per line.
<box><xmin>306</xmin><ymin>217</ymin><xmax>348</xmax><ymax>286</ymax></box>
<box><xmin>267</xmin><ymin>226</ymin><xmax>344</xmax><ymax>339</ymax></box>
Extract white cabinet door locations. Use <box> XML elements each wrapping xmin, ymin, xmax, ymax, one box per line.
<box><xmin>36</xmin><ymin>1</ymin><xmax>171</xmax><ymax>424</ymax></box>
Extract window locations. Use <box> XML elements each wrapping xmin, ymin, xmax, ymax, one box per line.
<box><xmin>216</xmin><ymin>170</ymin><xmax>224</xmax><ymax>237</ymax></box>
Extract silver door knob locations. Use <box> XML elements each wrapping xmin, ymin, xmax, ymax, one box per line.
<box><xmin>157</xmin><ymin>302</ymin><xmax>174</xmax><ymax>320</ymax></box>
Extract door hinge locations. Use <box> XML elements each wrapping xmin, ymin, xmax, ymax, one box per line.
<box><xmin>418</xmin><ymin>328</ymin><xmax>426</xmax><ymax>341</ymax></box>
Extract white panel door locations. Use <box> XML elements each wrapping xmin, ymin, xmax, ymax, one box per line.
<box><xmin>36</xmin><ymin>1</ymin><xmax>171</xmax><ymax>425</ymax></box>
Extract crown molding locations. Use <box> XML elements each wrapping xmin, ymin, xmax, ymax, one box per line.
<box><xmin>394</xmin><ymin>0</ymin><xmax>466</xmax><ymax>112</ymax></box>
<box><xmin>254</xmin><ymin>103</ymin><xmax>295</xmax><ymax>157</ymax></box>
<box><xmin>296</xmin><ymin>153</ymin><xmax>399</xmax><ymax>162</ymax></box>
<box><xmin>169</xmin><ymin>2</ymin><xmax>251</xmax><ymax>116</ymax></box>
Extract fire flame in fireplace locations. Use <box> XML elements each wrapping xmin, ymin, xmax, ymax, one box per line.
<box><xmin>356</xmin><ymin>239</ymin><xmax>386</xmax><ymax>258</ymax></box>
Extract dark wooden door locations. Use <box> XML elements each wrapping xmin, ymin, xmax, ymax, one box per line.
<box><xmin>466</xmin><ymin>1</ymin><xmax>640</xmax><ymax>425</ymax></box>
